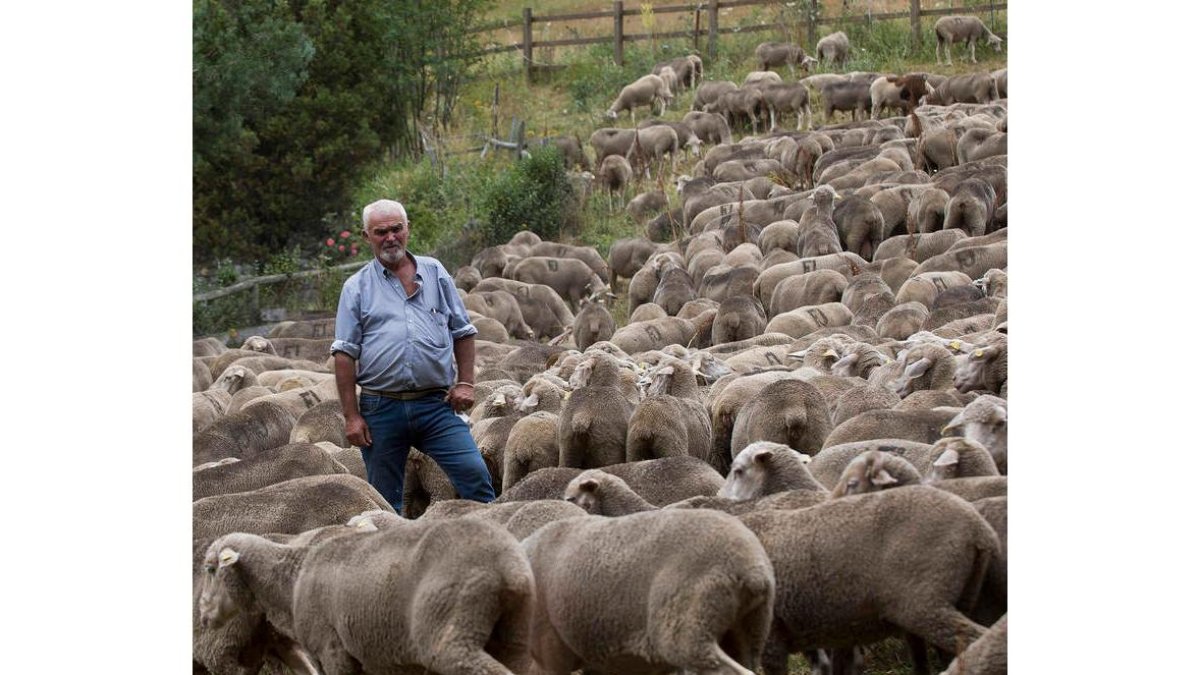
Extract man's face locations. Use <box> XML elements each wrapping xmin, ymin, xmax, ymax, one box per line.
<box><xmin>365</xmin><ymin>215</ymin><xmax>410</xmax><ymax>266</ymax></box>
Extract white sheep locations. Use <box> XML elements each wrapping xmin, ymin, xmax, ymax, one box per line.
<box><xmin>935</xmin><ymin>15</ymin><xmax>1003</xmax><ymax>65</ymax></box>
<box><xmin>605</xmin><ymin>73</ymin><xmax>671</xmax><ymax>122</ymax></box>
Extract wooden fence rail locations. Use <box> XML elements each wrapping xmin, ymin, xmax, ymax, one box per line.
<box><xmin>466</xmin><ymin>0</ymin><xmax>1005</xmax><ymax>80</ymax></box>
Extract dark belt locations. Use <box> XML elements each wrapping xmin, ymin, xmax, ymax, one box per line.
<box><xmin>360</xmin><ymin>386</ymin><xmax>448</xmax><ymax>401</ymax></box>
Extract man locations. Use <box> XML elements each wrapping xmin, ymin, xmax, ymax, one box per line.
<box><xmin>330</xmin><ymin>198</ymin><xmax>494</xmax><ymax>514</ymax></box>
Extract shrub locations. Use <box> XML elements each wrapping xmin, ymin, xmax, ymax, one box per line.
<box><xmin>479</xmin><ymin>145</ymin><xmax>577</xmax><ymax>247</ymax></box>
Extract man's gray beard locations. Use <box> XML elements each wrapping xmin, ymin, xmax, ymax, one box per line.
<box><xmin>379</xmin><ymin>246</ymin><xmax>405</xmax><ymax>265</ymax></box>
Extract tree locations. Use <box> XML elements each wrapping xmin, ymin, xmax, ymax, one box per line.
<box><xmin>193</xmin><ymin>0</ymin><xmax>492</xmax><ymax>266</ymax></box>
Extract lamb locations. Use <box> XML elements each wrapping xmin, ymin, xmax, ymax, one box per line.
<box><xmin>717</xmin><ymin>440</ymin><xmax>829</xmax><ymax>501</ymax></box>
<box><xmin>193</xmin><ymin>442</ymin><xmax>350</xmax><ymax>500</ymax></box>
<box><xmin>925</xmin><ymin>437</ymin><xmax>1001</xmax><ymax>482</ymax></box>
<box><xmin>193</xmin><ymin>400</ymin><xmax>297</xmax><ymax>467</ymax></box>
<box><xmin>829</xmin><ymin>449</ymin><xmax>924</xmax><ymax>497</ymax></box>
<box><xmin>957</xmin><ymin>128</ymin><xmax>1007</xmax><ymax>165</ymax></box>
<box><xmin>521</xmin><ymin>509</ymin><xmax>776</xmax><ymax>674</ymax></box>
<box><xmin>739</xmin><ymin>486</ymin><xmax>1002</xmax><ymax>674</ymax></box>
<box><xmin>941</xmin><ymin>394</ymin><xmax>1007</xmax><ymax>473</ymax></box>
<box><xmin>625</xmin><ymin>356</ymin><xmax>712</xmax><ymax>462</ymax></box>
<box><xmin>497</xmin><ymin>455</ymin><xmax>725</xmax><ymax>505</ymax></box>
<box><xmin>605</xmin><ymin>73</ymin><xmax>671</xmax><ymax>122</ymax></box>
<box><xmin>729</xmin><ymin>379</ymin><xmax>833</xmax><ymax>460</ymax></box>
<box><xmin>823</xmin><ymin>406</ymin><xmax>961</xmax><ymax>449</ymax></box>
<box><xmin>815</xmin><ymin>30</ymin><xmax>851</xmax><ymax>69</ymax></box>
<box><xmin>199</xmin><ymin>518</ymin><xmax>534</xmax><ymax>675</ymax></box>
<box><xmin>268</xmin><ymin>317</ymin><xmax>336</xmax><ymax>339</ymax></box>
<box><xmin>934</xmin><ymin>15</ymin><xmax>1004</xmax><ymax>65</ymax></box>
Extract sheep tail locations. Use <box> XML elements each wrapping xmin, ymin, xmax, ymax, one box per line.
<box><xmin>958</xmin><ymin>528</ymin><xmax>1002</xmax><ymax>615</ymax></box>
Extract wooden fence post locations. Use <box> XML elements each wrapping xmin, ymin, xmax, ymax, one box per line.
<box><xmin>910</xmin><ymin>0</ymin><xmax>921</xmax><ymax>53</ymax></box>
<box><xmin>707</xmin><ymin>1</ymin><xmax>718</xmax><ymax>62</ymax></box>
<box><xmin>807</xmin><ymin>0</ymin><xmax>818</xmax><ymax>50</ymax></box>
<box><xmin>693</xmin><ymin>7</ymin><xmax>701</xmax><ymax>51</ymax></box>
<box><xmin>523</xmin><ymin>7</ymin><xmax>533</xmax><ymax>82</ymax></box>
<box><xmin>613</xmin><ymin>1</ymin><xmax>624</xmax><ymax>66</ymax></box>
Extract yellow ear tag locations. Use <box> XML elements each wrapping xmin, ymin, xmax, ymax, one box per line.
<box><xmin>974</xmin><ymin>349</ymin><xmax>984</xmax><ymax>357</ymax></box>
<box><xmin>949</xmin><ymin>340</ymin><xmax>961</xmax><ymax>350</ymax></box>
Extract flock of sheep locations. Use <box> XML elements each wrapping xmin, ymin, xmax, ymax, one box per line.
<box><xmin>192</xmin><ymin>13</ymin><xmax>1007</xmax><ymax>675</ymax></box>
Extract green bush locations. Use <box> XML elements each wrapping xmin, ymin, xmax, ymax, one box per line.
<box><xmin>479</xmin><ymin>144</ymin><xmax>577</xmax><ymax>247</ymax></box>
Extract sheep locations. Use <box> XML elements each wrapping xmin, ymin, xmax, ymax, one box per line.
<box><xmin>699</xmin><ymin>264</ymin><xmax>760</xmax><ymax>305</ymax></box>
<box><xmin>934</xmin><ymin>15</ymin><xmax>1004</xmax><ymax>65</ymax></box>
<box><xmin>768</xmin><ymin>269</ymin><xmax>848</xmax><ymax>318</ymax></box>
<box><xmin>796</xmin><ymin>186</ymin><xmax>842</xmax><ymax>258</ymax></box>
<box><xmin>563</xmin><ymin>469</ymin><xmax>657</xmax><ymax>516</ymax></box>
<box><xmin>764</xmin><ymin>302</ymin><xmax>855</xmax><ymax>339</ymax></box>
<box><xmin>653</xmin><ymin>266</ymin><xmax>697</xmax><ymax>316</ymax></box>
<box><xmin>876</xmin><ymin>300</ymin><xmax>930</xmax><ymax>340</ymax></box>
<box><xmin>681</xmin><ymin>109</ymin><xmax>734</xmax><ymax>147</ymax></box>
<box><xmin>497</xmin><ymin>455</ymin><xmax>724</xmax><ymax>505</ymax></box>
<box><xmin>942</xmin><ymin>177</ymin><xmax>997</xmax><ymax>237</ymax></box>
<box><xmin>808</xmin><ymin>438</ymin><xmax>935</xmax><ymax>488</ymax></box>
<box><xmin>991</xmin><ymin>68</ymin><xmax>1007</xmax><ymax>98</ymax></box>
<box><xmin>820</xmin><ymin>79</ymin><xmax>871</xmax><ymax>123</ymax></box>
<box><xmin>596</xmin><ymin>154</ymin><xmax>634</xmax><ymax>206</ymax></box>
<box><xmin>925</xmin><ymin>437</ymin><xmax>1000</xmax><ymax>482</ymax></box>
<box><xmin>829</xmin><ymin>449</ymin><xmax>924</xmax><ymax>497</ymax></box>
<box><xmin>953</xmin><ymin>338</ymin><xmax>1007</xmax><ymax>396</ymax></box>
<box><xmin>209</xmin><ymin>363</ymin><xmax>260</xmax><ymax>396</ymax></box>
<box><xmin>192</xmin><ymin>442</ymin><xmax>350</xmax><ymax>500</ymax></box>
<box><xmin>714</xmin><ymin>87</ymin><xmax>767</xmax><ymax>135</ymax></box>
<box><xmin>739</xmin><ymin>486</ymin><xmax>1002</xmax><ymax>674</ymax></box>
<box><xmin>760</xmin><ymin>82</ymin><xmax>813</xmax><ymax>131</ymax></box>
<box><xmin>464</xmin><ymin>289</ymin><xmax>537</xmax><ymax>341</ymax></box>
<box><xmin>875</xmin><ymin>228</ymin><xmax>967</xmax><ymax>264</ymax></box>
<box><xmin>192</xmin><ymin>400</ymin><xmax>297</xmax><ymax>467</ymax></box>
<box><xmin>957</xmin><ymin>128</ymin><xmax>1006</xmax><ymax>165</ymax></box>
<box><xmin>823</xmin><ymin>406</ymin><xmax>961</xmax><ymax>449</ymax></box>
<box><xmin>416</xmin><ymin>499</ymin><xmax>590</xmax><ymax>541</ymax></box>
<box><xmin>712</xmin><ymin>294</ymin><xmax>768</xmax><ymax>345</ymax></box>
<box><xmin>516</xmin><ymin>373</ymin><xmax>569</xmax><ymax>415</ymax></box>
<box><xmin>653</xmin><ymin>54</ymin><xmax>703</xmax><ymax>90</ymax></box>
<box><xmin>897</xmin><ymin>270</ymin><xmax>975</xmax><ymax>308</ymax></box>
<box><xmin>499</xmin><ymin>411</ymin><xmax>560</xmax><ymax>492</ymax></box>
<box><xmin>605</xmin><ymin>73</ymin><xmax>671</xmax><ymax>122</ymax></box>
<box><xmin>625</xmin><ymin>356</ymin><xmax>712</xmax><ymax>462</ymax></box>
<box><xmin>268</xmin><ymin>317</ymin><xmax>336</xmax><ymax>339</ymax></box>
<box><xmin>194</xmin><ymin>336</ymin><xmax>227</xmax><ymax>357</ymax></box>
<box><xmin>938</xmin><ymin>614</ymin><xmax>1006</xmax><ymax>675</ymax></box>
<box><xmin>400</xmin><ymin>448</ymin><xmax>459</xmax><ymax>519</ymax></box>
<box><xmin>557</xmin><ymin>351</ymin><xmax>636</xmax><ymax>469</ymax></box>
<box><xmin>626</xmin><ymin>125</ymin><xmax>680</xmax><ymax>178</ymax></box>
<box><xmin>521</xmin><ymin>509</ymin><xmax>776</xmax><ymax>674</ymax></box>
<box><xmin>755</xmin><ymin>41</ymin><xmax>816</xmax><ymax>74</ymax></box>
<box><xmin>193</xmin><ymin>389</ymin><xmax>232</xmax><ymax>435</ymax></box>
<box><xmin>588</xmin><ymin>127</ymin><xmax>638</xmax><ymax>162</ymax></box>
<box><xmin>572</xmin><ymin>295</ymin><xmax>616</xmax><ymax>352</ymax></box>
<box><xmin>610</xmin><ymin>315</ymin><xmax>700</xmax><ymax>354</ymax></box>
<box><xmin>831</xmin><ymin>383</ymin><xmax>901</xmax><ymax>425</ymax></box>
<box><xmin>833</xmin><ymin>193</ymin><xmax>886</xmax><ymax>260</ymax></box>
<box><xmin>717</xmin><ymin>440</ymin><xmax>828</xmax><ymax>501</ymax></box>
<box><xmin>941</xmin><ymin>394</ymin><xmax>1007</xmax><ymax>474</ymax></box>
<box><xmin>729</xmin><ymin>379</ymin><xmax>833</xmax><ymax>460</ymax></box>
<box><xmin>238</xmin><ymin>377</ymin><xmax>339</xmax><ymax>420</ymax></box>
<box><xmin>199</xmin><ymin>518</ymin><xmax>534</xmax><ymax>675</ymax></box>
<box><xmin>815</xmin><ymin>30</ymin><xmax>851</xmax><ymax>69</ymax></box>
<box><xmin>505</xmin><ymin>256</ymin><xmax>609</xmax><ymax>312</ymax></box>
<box><xmin>870</xmin><ymin>73</ymin><xmax>935</xmax><ymax>118</ymax></box>
<box><xmin>891</xmin><ymin>341</ymin><xmax>959</xmax><ymax>398</ymax></box>
<box><xmin>625</xmin><ymin>191</ymin><xmax>669</xmax><ymax>227</ymax></box>
<box><xmin>193</xmin><ymin>357</ymin><xmax>215</xmax><ymax>392</ymax></box>
<box><xmin>929</xmin><ymin>73</ymin><xmax>999</xmax><ymax>105</ymax></box>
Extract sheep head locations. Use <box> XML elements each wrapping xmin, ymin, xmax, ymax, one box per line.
<box><xmin>198</xmin><ymin>537</ymin><xmax>254</xmax><ymax>631</ymax></box>
<box><xmin>241</xmin><ymin>335</ymin><xmax>275</xmax><ymax>354</ymax></box>
<box><xmin>941</xmin><ymin>394</ymin><xmax>1007</xmax><ymax>448</ymax></box>
<box><xmin>718</xmin><ymin>441</ymin><xmax>811</xmax><ymax>502</ymax></box>
<box><xmin>831</xmin><ymin>450</ymin><xmax>907</xmax><ymax>498</ymax></box>
<box><xmin>563</xmin><ymin>470</ymin><xmax>607</xmax><ymax>514</ymax></box>
<box><xmin>954</xmin><ymin>344</ymin><xmax>1004</xmax><ymax>393</ymax></box>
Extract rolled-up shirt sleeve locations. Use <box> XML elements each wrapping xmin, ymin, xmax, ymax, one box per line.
<box><xmin>439</xmin><ymin>269</ymin><xmax>478</xmax><ymax>341</ymax></box>
<box><xmin>330</xmin><ymin>277</ymin><xmax>363</xmax><ymax>359</ymax></box>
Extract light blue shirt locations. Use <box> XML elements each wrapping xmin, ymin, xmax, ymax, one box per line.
<box><xmin>331</xmin><ymin>253</ymin><xmax>477</xmax><ymax>392</ymax></box>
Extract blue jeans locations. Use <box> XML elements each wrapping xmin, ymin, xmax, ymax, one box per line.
<box><xmin>358</xmin><ymin>392</ymin><xmax>495</xmax><ymax>513</ymax></box>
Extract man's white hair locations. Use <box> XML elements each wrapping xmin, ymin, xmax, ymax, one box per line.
<box><xmin>361</xmin><ymin>199</ymin><xmax>408</xmax><ymax>233</ymax></box>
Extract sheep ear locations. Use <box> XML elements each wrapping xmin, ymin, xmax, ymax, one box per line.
<box><xmin>218</xmin><ymin>548</ymin><xmax>240</xmax><ymax>568</ymax></box>
<box><xmin>933</xmin><ymin>449</ymin><xmax>960</xmax><ymax>468</ymax></box>
<box><xmin>659</xmin><ymin>366</ymin><xmax>675</xmax><ymax>376</ymax></box>
<box><xmin>752</xmin><ymin>448</ymin><xmax>774</xmax><ymax>464</ymax></box>
<box><xmin>524</xmin><ymin>393</ymin><xmax>540</xmax><ymax>408</ymax></box>
<box><xmin>903</xmin><ymin>357</ymin><xmax>933</xmax><ymax>379</ymax></box>
<box><xmin>578</xmin><ymin>478</ymin><xmax>599</xmax><ymax>493</ymax></box>
<box><xmin>492</xmin><ymin>393</ymin><xmax>506</xmax><ymax>405</ymax></box>
<box><xmin>871</xmin><ymin>468</ymin><xmax>899</xmax><ymax>487</ymax></box>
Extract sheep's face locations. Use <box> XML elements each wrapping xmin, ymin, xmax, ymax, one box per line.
<box><xmin>954</xmin><ymin>346</ymin><xmax>999</xmax><ymax>392</ymax></box>
<box><xmin>804</xmin><ymin>343</ymin><xmax>843</xmax><ymax>372</ymax></box>
<box><xmin>891</xmin><ymin>356</ymin><xmax>934</xmax><ymax>399</ymax></box>
<box><xmin>718</xmin><ymin>443</ymin><xmax>780</xmax><ymax>501</ymax></box>
<box><xmin>563</xmin><ymin>474</ymin><xmax>602</xmax><ymax>514</ymax></box>
<box><xmin>568</xmin><ymin>357</ymin><xmax>595</xmax><ymax>389</ymax></box>
<box><xmin>942</xmin><ymin>398</ymin><xmax>1006</xmax><ymax>450</ymax></box>
<box><xmin>242</xmin><ymin>336</ymin><xmax>272</xmax><ymax>353</ymax></box>
<box><xmin>213</xmin><ymin>367</ymin><xmax>247</xmax><ymax>394</ymax></box>
<box><xmin>198</xmin><ymin>545</ymin><xmax>250</xmax><ymax>630</ymax></box>
<box><xmin>831</xmin><ymin>452</ymin><xmax>900</xmax><ymax>498</ymax></box>
<box><xmin>926</xmin><ymin>448</ymin><xmax>961</xmax><ymax>483</ymax></box>
<box><xmin>988</xmin><ymin>34</ymin><xmax>1004</xmax><ymax>50</ymax></box>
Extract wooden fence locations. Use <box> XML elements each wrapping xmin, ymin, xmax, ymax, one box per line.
<box><xmin>468</xmin><ymin>0</ymin><xmax>1005</xmax><ymax>80</ymax></box>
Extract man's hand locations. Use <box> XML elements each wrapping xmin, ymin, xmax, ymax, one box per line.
<box><xmin>345</xmin><ymin>412</ymin><xmax>372</xmax><ymax>447</ymax></box>
<box><xmin>446</xmin><ymin>383</ymin><xmax>475</xmax><ymax>413</ymax></box>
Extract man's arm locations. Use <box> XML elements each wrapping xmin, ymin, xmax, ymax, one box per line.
<box><xmin>446</xmin><ymin>335</ymin><xmax>476</xmax><ymax>413</ymax></box>
<box><xmin>334</xmin><ymin>352</ymin><xmax>371</xmax><ymax>447</ymax></box>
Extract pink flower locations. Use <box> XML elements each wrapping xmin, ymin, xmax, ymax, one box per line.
<box><xmin>338</xmin><ymin>245</ymin><xmax>345</xmax><ymax>252</ymax></box>
<box><xmin>339</xmin><ymin>230</ymin><xmax>351</xmax><ymax>239</ymax></box>
<box><xmin>326</xmin><ymin>238</ymin><xmax>335</xmax><ymax>246</ymax></box>
<box><xmin>350</xmin><ymin>246</ymin><xmax>358</xmax><ymax>255</ymax></box>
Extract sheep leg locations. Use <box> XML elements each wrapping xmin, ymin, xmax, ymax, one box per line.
<box><xmin>273</xmin><ymin>641</ymin><xmax>322</xmax><ymax>675</ymax></box>
<box><xmin>892</xmin><ymin>605</ymin><xmax>986</xmax><ymax>656</ymax></box>
<box><xmin>313</xmin><ymin>645</ymin><xmax>363</xmax><ymax>675</ymax></box>
<box><xmin>904</xmin><ymin>633</ymin><xmax>932</xmax><ymax>675</ymax></box>
<box><xmin>970</xmin><ymin>39</ymin><xmax>977</xmax><ymax>63</ymax></box>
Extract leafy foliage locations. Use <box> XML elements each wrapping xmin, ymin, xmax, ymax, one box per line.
<box><xmin>193</xmin><ymin>0</ymin><xmax>494</xmax><ymax>266</ymax></box>
<box><xmin>479</xmin><ymin>145</ymin><xmax>577</xmax><ymax>248</ymax></box>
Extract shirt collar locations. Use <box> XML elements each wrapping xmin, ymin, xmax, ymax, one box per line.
<box><xmin>371</xmin><ymin>250</ymin><xmax>422</xmax><ymax>279</ymax></box>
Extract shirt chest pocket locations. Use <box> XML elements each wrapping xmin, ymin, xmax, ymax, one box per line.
<box><xmin>410</xmin><ymin>305</ymin><xmax>449</xmax><ymax>348</ymax></box>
